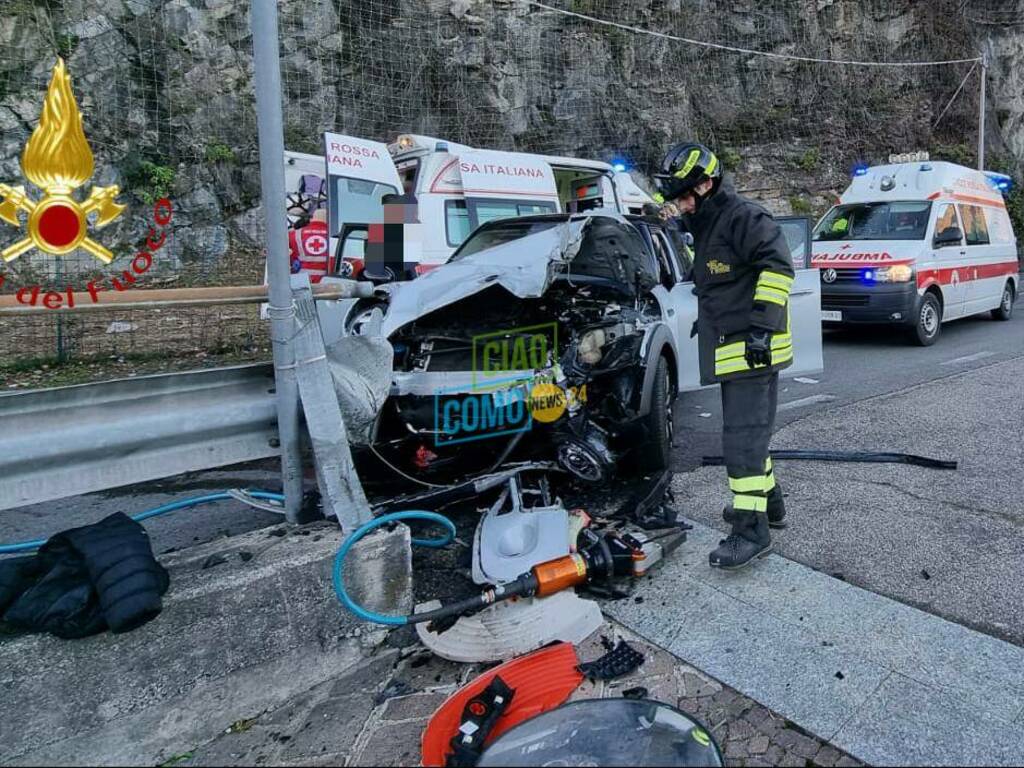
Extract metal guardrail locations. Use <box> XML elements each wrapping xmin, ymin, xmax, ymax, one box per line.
<box><xmin>0</xmin><ymin>364</ymin><xmax>279</xmax><ymax>512</ymax></box>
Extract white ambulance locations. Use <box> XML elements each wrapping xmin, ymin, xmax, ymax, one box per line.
<box><xmin>314</xmin><ymin>132</ymin><xmax>655</xmax><ymax>278</ymax></box>
<box><xmin>812</xmin><ymin>153</ymin><xmax>1018</xmax><ymax>345</ymax></box>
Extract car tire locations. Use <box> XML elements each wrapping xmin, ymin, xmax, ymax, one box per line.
<box><xmin>637</xmin><ymin>356</ymin><xmax>674</xmax><ymax>472</ymax></box>
<box><xmin>991</xmin><ymin>281</ymin><xmax>1015</xmax><ymax>321</ymax></box>
<box><xmin>909</xmin><ymin>292</ymin><xmax>942</xmax><ymax>346</ymax></box>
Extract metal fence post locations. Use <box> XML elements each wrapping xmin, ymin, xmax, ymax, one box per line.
<box><xmin>978</xmin><ymin>49</ymin><xmax>987</xmax><ymax>171</ymax></box>
<box><xmin>251</xmin><ymin>0</ymin><xmax>304</xmax><ymax>521</ymax></box>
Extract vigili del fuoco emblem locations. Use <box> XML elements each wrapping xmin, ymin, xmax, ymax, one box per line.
<box><xmin>0</xmin><ymin>58</ymin><xmax>125</xmax><ymax>264</ymax></box>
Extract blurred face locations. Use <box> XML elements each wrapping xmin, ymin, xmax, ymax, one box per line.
<box><xmin>672</xmin><ymin>178</ymin><xmax>714</xmax><ymax>213</ymax></box>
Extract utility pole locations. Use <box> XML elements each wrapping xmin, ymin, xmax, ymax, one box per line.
<box><xmin>978</xmin><ymin>49</ymin><xmax>987</xmax><ymax>171</ymax></box>
<box><xmin>251</xmin><ymin>1</ymin><xmax>305</xmax><ymax>522</ymax></box>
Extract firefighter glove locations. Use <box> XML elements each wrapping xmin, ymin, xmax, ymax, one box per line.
<box><xmin>744</xmin><ymin>329</ymin><xmax>772</xmax><ymax>368</ymax></box>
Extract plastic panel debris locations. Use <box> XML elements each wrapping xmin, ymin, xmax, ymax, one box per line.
<box><xmin>415</xmin><ymin>590</ymin><xmax>601</xmax><ymax>663</ymax></box>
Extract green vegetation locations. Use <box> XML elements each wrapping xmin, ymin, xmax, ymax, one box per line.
<box><xmin>159</xmin><ymin>752</ymin><xmax>194</xmax><ymax>767</ymax></box>
<box><xmin>204</xmin><ymin>142</ymin><xmax>237</xmax><ymax>164</ymax></box>
<box><xmin>788</xmin><ymin>195</ymin><xmax>815</xmax><ymax>216</ymax></box>
<box><xmin>720</xmin><ymin>147</ymin><xmax>742</xmax><ymax>172</ymax></box>
<box><xmin>56</xmin><ymin>33</ymin><xmax>79</xmax><ymax>59</ymax></box>
<box><xmin>933</xmin><ymin>142</ymin><xmax>975</xmax><ymax>168</ymax></box>
<box><xmin>284</xmin><ymin>121</ymin><xmax>321</xmax><ymax>155</ymax></box>
<box><xmin>796</xmin><ymin>148</ymin><xmax>820</xmax><ymax>172</ymax></box>
<box><xmin>123</xmin><ymin>157</ymin><xmax>177</xmax><ymax>204</ymax></box>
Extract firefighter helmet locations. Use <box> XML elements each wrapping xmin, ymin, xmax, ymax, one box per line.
<box><xmin>653</xmin><ymin>142</ymin><xmax>721</xmax><ymax>202</ymax></box>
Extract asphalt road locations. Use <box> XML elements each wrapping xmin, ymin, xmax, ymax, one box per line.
<box><xmin>672</xmin><ymin>304</ymin><xmax>1024</xmax><ymax>645</ymax></box>
<box><xmin>672</xmin><ymin>307</ymin><xmax>1024</xmax><ymax>472</ymax></box>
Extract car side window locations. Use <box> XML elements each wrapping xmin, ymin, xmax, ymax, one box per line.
<box><xmin>664</xmin><ymin>228</ymin><xmax>694</xmax><ymax>280</ymax></box>
<box><xmin>935</xmin><ymin>203</ymin><xmax>961</xmax><ymax>242</ymax></box>
<box><xmin>957</xmin><ymin>204</ymin><xmax>991</xmax><ymax>246</ymax></box>
<box><xmin>650</xmin><ymin>230</ymin><xmax>677</xmax><ymax>288</ymax></box>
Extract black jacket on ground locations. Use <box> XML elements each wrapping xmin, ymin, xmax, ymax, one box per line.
<box><xmin>0</xmin><ymin>512</ymin><xmax>169</xmax><ymax>639</ymax></box>
<box><xmin>681</xmin><ymin>177</ymin><xmax>796</xmax><ymax>385</ymax></box>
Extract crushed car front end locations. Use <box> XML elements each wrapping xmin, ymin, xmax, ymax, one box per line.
<box><xmin>339</xmin><ymin>213</ymin><xmax>675</xmax><ymax>485</ymax></box>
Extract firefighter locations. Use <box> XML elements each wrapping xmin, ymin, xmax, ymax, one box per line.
<box><xmin>654</xmin><ymin>142</ymin><xmax>794</xmax><ymax>570</ymax></box>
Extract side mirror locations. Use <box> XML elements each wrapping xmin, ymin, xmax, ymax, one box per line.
<box><xmin>934</xmin><ymin>227</ymin><xmax>962</xmax><ymax>247</ymax></box>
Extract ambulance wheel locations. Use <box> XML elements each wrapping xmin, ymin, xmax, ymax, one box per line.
<box><xmin>992</xmin><ymin>281</ymin><xmax>1015</xmax><ymax>321</ymax></box>
<box><xmin>909</xmin><ymin>292</ymin><xmax>942</xmax><ymax>346</ymax></box>
<box><xmin>637</xmin><ymin>356</ymin><xmax>673</xmax><ymax>472</ymax></box>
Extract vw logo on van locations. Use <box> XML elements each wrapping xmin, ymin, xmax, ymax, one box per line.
<box><xmin>822</xmin><ymin>268</ymin><xmax>838</xmax><ymax>284</ymax></box>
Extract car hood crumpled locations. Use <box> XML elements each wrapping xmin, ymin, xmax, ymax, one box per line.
<box><xmin>373</xmin><ymin>217</ymin><xmax>591</xmax><ymax>338</ymax></box>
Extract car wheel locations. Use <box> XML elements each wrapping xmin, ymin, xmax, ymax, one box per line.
<box><xmin>637</xmin><ymin>356</ymin><xmax>673</xmax><ymax>472</ymax></box>
<box><xmin>992</xmin><ymin>281</ymin><xmax>1015</xmax><ymax>321</ymax></box>
<box><xmin>909</xmin><ymin>292</ymin><xmax>942</xmax><ymax>346</ymax></box>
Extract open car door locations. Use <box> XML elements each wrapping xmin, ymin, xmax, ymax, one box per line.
<box><xmin>324</xmin><ymin>132</ymin><xmax>404</xmax><ymax>274</ymax></box>
<box><xmin>677</xmin><ymin>215</ymin><xmax>823</xmax><ymax>391</ymax></box>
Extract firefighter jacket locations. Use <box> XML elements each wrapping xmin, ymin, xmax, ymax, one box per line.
<box><xmin>681</xmin><ymin>178</ymin><xmax>795</xmax><ymax>385</ymax></box>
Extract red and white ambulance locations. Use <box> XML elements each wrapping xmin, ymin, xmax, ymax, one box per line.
<box><xmin>812</xmin><ymin>154</ymin><xmax>1018</xmax><ymax>345</ymax></box>
<box><xmin>315</xmin><ymin>132</ymin><xmax>655</xmax><ymax>279</ymax></box>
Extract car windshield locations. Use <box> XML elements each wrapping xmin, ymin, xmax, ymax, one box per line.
<box><xmin>450</xmin><ymin>220</ymin><xmax>562</xmax><ymax>260</ymax></box>
<box><xmin>814</xmin><ymin>201</ymin><xmax>932</xmax><ymax>241</ymax></box>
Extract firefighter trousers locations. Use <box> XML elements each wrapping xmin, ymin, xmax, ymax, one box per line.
<box><xmin>720</xmin><ymin>372</ymin><xmax>779</xmax><ymax>514</ymax></box>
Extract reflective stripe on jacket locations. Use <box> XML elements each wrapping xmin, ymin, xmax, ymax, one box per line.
<box><xmin>681</xmin><ymin>177</ymin><xmax>795</xmax><ymax>385</ymax></box>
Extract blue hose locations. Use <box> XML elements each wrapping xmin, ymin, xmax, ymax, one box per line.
<box><xmin>331</xmin><ymin>510</ymin><xmax>456</xmax><ymax>626</ymax></box>
<box><xmin>0</xmin><ymin>490</ymin><xmax>286</xmax><ymax>555</ymax></box>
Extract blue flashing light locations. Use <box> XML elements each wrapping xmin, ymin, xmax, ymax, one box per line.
<box><xmin>861</xmin><ymin>269</ymin><xmax>875</xmax><ymax>284</ymax></box>
<box><xmin>612</xmin><ymin>161</ymin><xmax>628</xmax><ymax>172</ymax></box>
<box><xmin>984</xmin><ymin>171</ymin><xmax>1014</xmax><ymax>195</ymax></box>
<box><xmin>852</xmin><ymin>163</ymin><xmax>870</xmax><ymax>177</ymax></box>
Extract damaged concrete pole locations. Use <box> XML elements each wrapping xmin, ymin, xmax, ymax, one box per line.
<box><xmin>252</xmin><ymin>0</ymin><xmax>304</xmax><ymax>521</ymax></box>
<box><xmin>291</xmin><ymin>279</ymin><xmax>373</xmax><ymax>530</ymax></box>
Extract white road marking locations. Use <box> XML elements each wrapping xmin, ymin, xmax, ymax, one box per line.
<box><xmin>793</xmin><ymin>377</ymin><xmax>819</xmax><ymax>384</ymax></box>
<box><xmin>941</xmin><ymin>350</ymin><xmax>995</xmax><ymax>366</ymax></box>
<box><xmin>777</xmin><ymin>394</ymin><xmax>837</xmax><ymax>411</ymax></box>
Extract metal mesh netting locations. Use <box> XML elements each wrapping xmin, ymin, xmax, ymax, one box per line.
<box><xmin>0</xmin><ymin>0</ymin><xmax>1018</xmax><ymax>385</ymax></box>
<box><xmin>281</xmin><ymin>0</ymin><xmax>986</xmax><ymax>203</ymax></box>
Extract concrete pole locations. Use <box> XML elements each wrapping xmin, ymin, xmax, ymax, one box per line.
<box><xmin>978</xmin><ymin>50</ymin><xmax>987</xmax><ymax>171</ymax></box>
<box><xmin>251</xmin><ymin>1</ymin><xmax>304</xmax><ymax>522</ymax></box>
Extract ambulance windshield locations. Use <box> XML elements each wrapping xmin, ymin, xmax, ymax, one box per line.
<box><xmin>814</xmin><ymin>201</ymin><xmax>932</xmax><ymax>241</ymax></box>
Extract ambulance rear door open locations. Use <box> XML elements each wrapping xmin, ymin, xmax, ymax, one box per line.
<box><xmin>324</xmin><ymin>132</ymin><xmax>404</xmax><ymax>274</ymax></box>
<box><xmin>562</xmin><ymin>171</ymin><xmax>618</xmax><ymax>214</ymax></box>
<box><xmin>456</xmin><ymin>149</ymin><xmax>561</xmax><ymax>227</ymax></box>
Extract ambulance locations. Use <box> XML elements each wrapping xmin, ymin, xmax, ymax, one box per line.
<box><xmin>812</xmin><ymin>153</ymin><xmax>1018</xmax><ymax>345</ymax></box>
<box><xmin>315</xmin><ymin>132</ymin><xmax>655</xmax><ymax>278</ymax></box>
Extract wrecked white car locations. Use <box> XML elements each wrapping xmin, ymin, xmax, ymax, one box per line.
<box><xmin>325</xmin><ymin>212</ymin><xmax>823</xmax><ymax>485</ymax></box>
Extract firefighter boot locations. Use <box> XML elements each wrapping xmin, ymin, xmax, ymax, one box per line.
<box><xmin>767</xmin><ymin>483</ymin><xmax>787</xmax><ymax>529</ymax></box>
<box><xmin>709</xmin><ymin>507</ymin><xmax>772</xmax><ymax>571</ymax></box>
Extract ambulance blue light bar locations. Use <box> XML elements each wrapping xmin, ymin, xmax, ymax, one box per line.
<box><xmin>852</xmin><ymin>163</ymin><xmax>869</xmax><ymax>177</ymax></box>
<box><xmin>611</xmin><ymin>158</ymin><xmax>629</xmax><ymax>172</ymax></box>
<box><xmin>984</xmin><ymin>171</ymin><xmax>1014</xmax><ymax>194</ymax></box>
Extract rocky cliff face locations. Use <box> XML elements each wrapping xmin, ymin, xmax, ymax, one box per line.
<box><xmin>0</xmin><ymin>0</ymin><xmax>1020</xmax><ymax>282</ymax></box>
